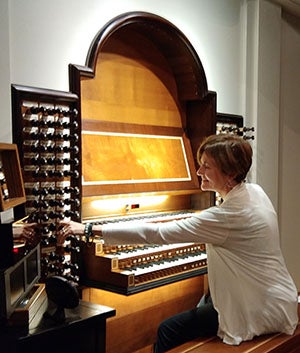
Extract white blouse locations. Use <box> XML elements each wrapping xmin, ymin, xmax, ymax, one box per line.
<box><xmin>102</xmin><ymin>183</ymin><xmax>298</xmax><ymax>345</ymax></box>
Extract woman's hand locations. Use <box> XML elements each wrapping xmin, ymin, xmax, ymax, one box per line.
<box><xmin>13</xmin><ymin>222</ymin><xmax>38</xmax><ymax>246</ymax></box>
<box><xmin>58</xmin><ymin>220</ymin><xmax>85</xmax><ymax>246</ymax></box>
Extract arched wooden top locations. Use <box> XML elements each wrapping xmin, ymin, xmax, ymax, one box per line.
<box><xmin>68</xmin><ymin>11</ymin><xmax>216</xmax><ymax>198</ymax></box>
<box><xmin>85</xmin><ymin>11</ymin><xmax>208</xmax><ymax>101</ymax></box>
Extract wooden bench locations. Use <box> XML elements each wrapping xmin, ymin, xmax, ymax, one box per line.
<box><xmin>169</xmin><ymin>304</ymin><xmax>300</xmax><ymax>353</ymax></box>
<box><xmin>168</xmin><ymin>324</ymin><xmax>300</xmax><ymax>353</ymax></box>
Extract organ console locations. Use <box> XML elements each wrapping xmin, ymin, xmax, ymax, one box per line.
<box><xmin>81</xmin><ymin>239</ymin><xmax>207</xmax><ymax>294</ymax></box>
<box><xmin>66</xmin><ymin>10</ymin><xmax>219</xmax><ymax>295</ymax></box>
<box><xmin>10</xmin><ymin>11</ymin><xmax>254</xmax><ymax>353</ymax></box>
<box><xmin>12</xmin><ymin>11</ymin><xmax>216</xmax><ymax>291</ymax></box>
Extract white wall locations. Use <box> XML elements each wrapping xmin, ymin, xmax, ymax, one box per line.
<box><xmin>244</xmin><ymin>1</ymin><xmax>300</xmax><ymax>289</ymax></box>
<box><xmin>7</xmin><ymin>0</ymin><xmax>243</xmax><ymax>110</ymax></box>
<box><xmin>278</xmin><ymin>11</ymin><xmax>300</xmax><ymax>289</ymax></box>
<box><xmin>244</xmin><ymin>0</ymin><xmax>281</xmax><ymax>208</ymax></box>
<box><xmin>0</xmin><ymin>0</ymin><xmax>12</xmax><ymax>143</ymax></box>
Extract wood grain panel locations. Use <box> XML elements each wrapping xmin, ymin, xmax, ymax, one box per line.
<box><xmin>82</xmin><ymin>133</ymin><xmax>190</xmax><ymax>183</ymax></box>
<box><xmin>82</xmin><ymin>275</ymin><xmax>205</xmax><ymax>353</ymax></box>
<box><xmin>168</xmin><ymin>324</ymin><xmax>300</xmax><ymax>353</ymax></box>
<box><xmin>81</xmin><ymin>50</ymin><xmax>182</xmax><ymax>128</ymax></box>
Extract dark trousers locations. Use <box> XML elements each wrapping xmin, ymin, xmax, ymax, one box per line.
<box><xmin>154</xmin><ymin>294</ymin><xmax>218</xmax><ymax>353</ymax></box>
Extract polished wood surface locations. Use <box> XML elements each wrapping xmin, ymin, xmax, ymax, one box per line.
<box><xmin>81</xmin><ymin>132</ymin><xmax>191</xmax><ymax>183</ymax></box>
<box><xmin>81</xmin><ymin>49</ymin><xmax>181</xmax><ymax>127</ymax></box>
<box><xmin>168</xmin><ymin>304</ymin><xmax>300</xmax><ymax>353</ymax></box>
<box><xmin>1</xmin><ymin>301</ymin><xmax>115</xmax><ymax>353</ymax></box>
<box><xmin>0</xmin><ymin>143</ymin><xmax>26</xmax><ymax>211</ymax></box>
<box><xmin>82</xmin><ymin>275</ymin><xmax>205</xmax><ymax>353</ymax></box>
<box><xmin>168</xmin><ymin>325</ymin><xmax>300</xmax><ymax>353</ymax></box>
<box><xmin>80</xmin><ymin>33</ymin><xmax>201</xmax><ymax>197</ymax></box>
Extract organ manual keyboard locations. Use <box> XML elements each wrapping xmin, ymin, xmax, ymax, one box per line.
<box><xmin>78</xmin><ymin>212</ymin><xmax>207</xmax><ymax>294</ymax></box>
<box><xmin>82</xmin><ymin>242</ymin><xmax>207</xmax><ymax>294</ymax></box>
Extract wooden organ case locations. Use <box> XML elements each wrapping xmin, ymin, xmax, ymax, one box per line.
<box><xmin>70</xmin><ymin>12</ymin><xmax>216</xmax><ymax>353</ymax></box>
<box><xmin>12</xmin><ymin>12</ymin><xmax>216</xmax><ymax>353</ymax></box>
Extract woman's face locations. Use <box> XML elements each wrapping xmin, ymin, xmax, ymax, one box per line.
<box><xmin>197</xmin><ymin>151</ymin><xmax>229</xmax><ymax>196</ymax></box>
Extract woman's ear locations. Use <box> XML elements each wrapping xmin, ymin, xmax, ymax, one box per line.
<box><xmin>226</xmin><ymin>174</ymin><xmax>238</xmax><ymax>189</ymax></box>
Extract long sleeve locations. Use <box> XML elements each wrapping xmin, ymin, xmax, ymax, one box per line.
<box><xmin>102</xmin><ymin>206</ymin><xmax>229</xmax><ymax>245</ymax></box>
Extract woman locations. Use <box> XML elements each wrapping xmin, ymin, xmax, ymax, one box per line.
<box><xmin>61</xmin><ymin>134</ymin><xmax>298</xmax><ymax>352</ymax></box>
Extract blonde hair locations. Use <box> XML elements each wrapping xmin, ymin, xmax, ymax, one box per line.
<box><xmin>197</xmin><ymin>134</ymin><xmax>252</xmax><ymax>182</ymax></box>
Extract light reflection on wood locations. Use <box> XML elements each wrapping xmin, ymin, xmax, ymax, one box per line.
<box><xmin>82</xmin><ymin>132</ymin><xmax>190</xmax><ymax>184</ymax></box>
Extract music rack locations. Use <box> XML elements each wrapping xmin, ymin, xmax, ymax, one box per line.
<box><xmin>11</xmin><ymin>84</ymin><xmax>81</xmax><ymax>283</ymax></box>
<box><xmin>0</xmin><ymin>143</ymin><xmax>26</xmax><ymax>211</ymax></box>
